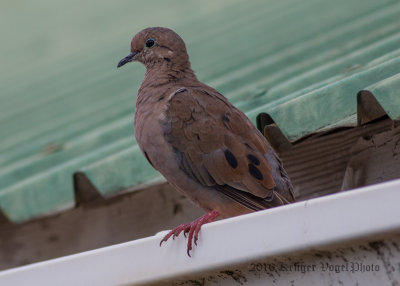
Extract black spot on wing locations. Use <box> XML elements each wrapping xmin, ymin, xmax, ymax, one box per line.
<box><xmin>247</xmin><ymin>154</ymin><xmax>260</xmax><ymax>165</ymax></box>
<box><xmin>248</xmin><ymin>164</ymin><xmax>263</xmax><ymax>180</ymax></box>
<box><xmin>224</xmin><ymin>149</ymin><xmax>238</xmax><ymax>169</ymax></box>
<box><xmin>222</xmin><ymin>113</ymin><xmax>230</xmax><ymax>122</ymax></box>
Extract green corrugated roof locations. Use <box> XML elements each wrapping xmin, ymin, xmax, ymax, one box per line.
<box><xmin>1</xmin><ymin>0</ymin><xmax>399</xmax><ymax>222</ymax></box>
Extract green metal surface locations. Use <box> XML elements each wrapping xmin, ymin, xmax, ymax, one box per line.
<box><xmin>0</xmin><ymin>0</ymin><xmax>399</xmax><ymax>222</ymax></box>
<box><xmin>366</xmin><ymin>74</ymin><xmax>400</xmax><ymax>120</ymax></box>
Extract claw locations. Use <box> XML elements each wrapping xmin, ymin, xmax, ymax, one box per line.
<box><xmin>159</xmin><ymin>210</ymin><xmax>220</xmax><ymax>257</ymax></box>
<box><xmin>159</xmin><ymin>238</ymin><xmax>166</xmax><ymax>247</ymax></box>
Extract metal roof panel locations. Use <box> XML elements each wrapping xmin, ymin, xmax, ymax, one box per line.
<box><xmin>1</xmin><ymin>0</ymin><xmax>399</xmax><ymax>221</ymax></box>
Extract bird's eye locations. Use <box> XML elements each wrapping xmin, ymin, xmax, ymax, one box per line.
<box><xmin>145</xmin><ymin>38</ymin><xmax>155</xmax><ymax>48</ymax></box>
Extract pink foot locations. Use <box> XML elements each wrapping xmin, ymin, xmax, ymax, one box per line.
<box><xmin>159</xmin><ymin>210</ymin><xmax>220</xmax><ymax>257</ymax></box>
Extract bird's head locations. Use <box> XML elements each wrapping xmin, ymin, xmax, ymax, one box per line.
<box><xmin>117</xmin><ymin>27</ymin><xmax>190</xmax><ymax>70</ymax></box>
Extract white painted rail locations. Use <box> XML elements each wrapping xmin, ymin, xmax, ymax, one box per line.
<box><xmin>1</xmin><ymin>179</ymin><xmax>400</xmax><ymax>285</ymax></box>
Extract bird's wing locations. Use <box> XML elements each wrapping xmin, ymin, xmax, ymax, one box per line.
<box><xmin>162</xmin><ymin>87</ymin><xmax>285</xmax><ymax>210</ymax></box>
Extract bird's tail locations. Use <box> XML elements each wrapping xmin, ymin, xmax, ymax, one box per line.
<box><xmin>216</xmin><ymin>185</ymin><xmax>294</xmax><ymax>212</ymax></box>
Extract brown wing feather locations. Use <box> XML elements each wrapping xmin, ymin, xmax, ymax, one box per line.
<box><xmin>162</xmin><ymin>87</ymin><xmax>278</xmax><ymax>205</ymax></box>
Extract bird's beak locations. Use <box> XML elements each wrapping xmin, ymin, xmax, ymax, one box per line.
<box><xmin>117</xmin><ymin>52</ymin><xmax>137</xmax><ymax>68</ymax></box>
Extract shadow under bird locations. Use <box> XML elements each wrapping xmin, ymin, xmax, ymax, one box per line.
<box><xmin>117</xmin><ymin>27</ymin><xmax>295</xmax><ymax>256</ymax></box>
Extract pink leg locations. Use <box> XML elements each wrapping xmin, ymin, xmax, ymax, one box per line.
<box><xmin>159</xmin><ymin>210</ymin><xmax>220</xmax><ymax>257</ymax></box>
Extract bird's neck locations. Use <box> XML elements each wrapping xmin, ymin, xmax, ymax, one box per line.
<box><xmin>139</xmin><ymin>63</ymin><xmax>198</xmax><ymax>92</ymax></box>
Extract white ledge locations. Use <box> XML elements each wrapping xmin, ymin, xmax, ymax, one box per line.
<box><xmin>1</xmin><ymin>179</ymin><xmax>400</xmax><ymax>285</ymax></box>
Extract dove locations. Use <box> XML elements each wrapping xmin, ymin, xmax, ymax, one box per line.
<box><xmin>118</xmin><ymin>27</ymin><xmax>295</xmax><ymax>256</ymax></box>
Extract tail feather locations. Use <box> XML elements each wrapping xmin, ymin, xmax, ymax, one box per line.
<box><xmin>216</xmin><ymin>185</ymin><xmax>293</xmax><ymax>212</ymax></box>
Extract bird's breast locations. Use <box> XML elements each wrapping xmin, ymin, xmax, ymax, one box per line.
<box><xmin>134</xmin><ymin>99</ymin><xmax>177</xmax><ymax>174</ymax></box>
